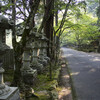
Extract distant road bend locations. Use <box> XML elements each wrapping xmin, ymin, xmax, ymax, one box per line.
<box><xmin>62</xmin><ymin>47</ymin><xmax>100</xmax><ymax>100</ymax></box>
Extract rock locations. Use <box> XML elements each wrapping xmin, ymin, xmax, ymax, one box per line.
<box><xmin>31</xmin><ymin>61</ymin><xmax>43</xmax><ymax>74</ymax></box>
<box><xmin>38</xmin><ymin>58</ymin><xmax>47</xmax><ymax>66</ymax></box>
<box><xmin>48</xmin><ymin>90</ymin><xmax>58</xmax><ymax>100</ymax></box>
<box><xmin>22</xmin><ymin>69</ymin><xmax>37</xmax><ymax>85</ymax></box>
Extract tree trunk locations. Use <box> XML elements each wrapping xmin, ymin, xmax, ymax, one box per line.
<box><xmin>11</xmin><ymin>0</ymin><xmax>21</xmax><ymax>86</ymax></box>
<box><xmin>12</xmin><ymin>0</ymin><xmax>40</xmax><ymax>86</ymax></box>
<box><xmin>54</xmin><ymin>7</ymin><xmax>58</xmax><ymax>62</ymax></box>
<box><xmin>44</xmin><ymin>0</ymin><xmax>54</xmax><ymax>79</ymax></box>
<box><xmin>12</xmin><ymin>44</ymin><xmax>22</xmax><ymax>86</ymax></box>
<box><xmin>44</xmin><ymin>0</ymin><xmax>54</xmax><ymax>58</ymax></box>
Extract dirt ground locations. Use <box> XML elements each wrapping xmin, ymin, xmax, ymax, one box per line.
<box><xmin>58</xmin><ymin>59</ymin><xmax>73</xmax><ymax>100</ymax></box>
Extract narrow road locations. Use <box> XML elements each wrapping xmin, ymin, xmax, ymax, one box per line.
<box><xmin>62</xmin><ymin>47</ymin><xmax>100</xmax><ymax>100</ymax></box>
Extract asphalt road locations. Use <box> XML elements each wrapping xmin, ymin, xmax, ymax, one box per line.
<box><xmin>62</xmin><ymin>47</ymin><xmax>100</xmax><ymax>100</ymax></box>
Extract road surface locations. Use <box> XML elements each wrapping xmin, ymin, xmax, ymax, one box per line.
<box><xmin>62</xmin><ymin>47</ymin><xmax>100</xmax><ymax>100</ymax></box>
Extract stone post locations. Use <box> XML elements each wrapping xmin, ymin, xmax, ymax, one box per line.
<box><xmin>32</xmin><ymin>39</ymin><xmax>43</xmax><ymax>73</ymax></box>
<box><xmin>43</xmin><ymin>36</ymin><xmax>50</xmax><ymax>62</ymax></box>
<box><xmin>28</xmin><ymin>29</ymin><xmax>43</xmax><ymax>73</ymax></box>
<box><xmin>21</xmin><ymin>42</ymin><xmax>37</xmax><ymax>85</ymax></box>
<box><xmin>38</xmin><ymin>35</ymin><xmax>47</xmax><ymax>66</ymax></box>
<box><xmin>0</xmin><ymin>42</ymin><xmax>20</xmax><ymax>100</ymax></box>
<box><xmin>21</xmin><ymin>41</ymin><xmax>37</xmax><ymax>98</ymax></box>
<box><xmin>0</xmin><ymin>15</ymin><xmax>20</xmax><ymax>100</ymax></box>
<box><xmin>0</xmin><ymin>62</ymin><xmax>10</xmax><ymax>96</ymax></box>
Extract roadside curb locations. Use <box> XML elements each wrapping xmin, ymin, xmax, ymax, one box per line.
<box><xmin>61</xmin><ymin>57</ymin><xmax>77</xmax><ymax>100</ymax></box>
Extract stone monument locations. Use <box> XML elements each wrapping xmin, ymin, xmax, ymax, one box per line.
<box><xmin>21</xmin><ymin>40</ymin><xmax>37</xmax><ymax>85</ymax></box>
<box><xmin>42</xmin><ymin>35</ymin><xmax>50</xmax><ymax>62</ymax></box>
<box><xmin>38</xmin><ymin>34</ymin><xmax>48</xmax><ymax>66</ymax></box>
<box><xmin>0</xmin><ymin>45</ymin><xmax>20</xmax><ymax>100</ymax></box>
<box><xmin>21</xmin><ymin>40</ymin><xmax>37</xmax><ymax>98</ymax></box>
<box><xmin>30</xmin><ymin>30</ymin><xmax>43</xmax><ymax>73</ymax></box>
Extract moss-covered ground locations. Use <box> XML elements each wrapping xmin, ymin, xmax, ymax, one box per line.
<box><xmin>31</xmin><ymin>64</ymin><xmax>61</xmax><ymax>100</ymax></box>
<box><xmin>3</xmin><ymin>64</ymin><xmax>61</xmax><ymax>100</ymax></box>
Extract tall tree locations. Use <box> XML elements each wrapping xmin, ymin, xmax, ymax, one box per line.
<box><xmin>11</xmin><ymin>0</ymin><xmax>41</xmax><ymax>86</ymax></box>
<box><xmin>44</xmin><ymin>0</ymin><xmax>54</xmax><ymax>57</ymax></box>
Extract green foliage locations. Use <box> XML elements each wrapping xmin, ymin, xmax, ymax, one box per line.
<box><xmin>61</xmin><ymin>13</ymin><xmax>100</xmax><ymax>47</ymax></box>
<box><xmin>86</xmin><ymin>0</ymin><xmax>99</xmax><ymax>16</ymax></box>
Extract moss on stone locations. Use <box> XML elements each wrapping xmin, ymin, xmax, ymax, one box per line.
<box><xmin>32</xmin><ymin>64</ymin><xmax>61</xmax><ymax>100</ymax></box>
<box><xmin>4</xmin><ymin>69</ymin><xmax>14</xmax><ymax>82</ymax></box>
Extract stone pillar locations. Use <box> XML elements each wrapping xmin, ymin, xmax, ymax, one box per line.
<box><xmin>0</xmin><ymin>62</ymin><xmax>20</xmax><ymax>100</ymax></box>
<box><xmin>39</xmin><ymin>35</ymin><xmax>47</xmax><ymax>66</ymax></box>
<box><xmin>43</xmin><ymin>40</ymin><xmax>50</xmax><ymax>62</ymax></box>
<box><xmin>31</xmin><ymin>39</ymin><xmax>43</xmax><ymax>74</ymax></box>
<box><xmin>39</xmin><ymin>44</ymin><xmax>44</xmax><ymax>59</ymax></box>
<box><xmin>20</xmin><ymin>39</ymin><xmax>38</xmax><ymax>98</ymax></box>
<box><xmin>21</xmin><ymin>47</ymin><xmax>37</xmax><ymax>85</ymax></box>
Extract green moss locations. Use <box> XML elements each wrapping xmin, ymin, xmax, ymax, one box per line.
<box><xmin>36</xmin><ymin>93</ymin><xmax>49</xmax><ymax>100</ymax></box>
<box><xmin>33</xmin><ymin>65</ymin><xmax>61</xmax><ymax>91</ymax></box>
<box><xmin>4</xmin><ymin>69</ymin><xmax>14</xmax><ymax>82</ymax></box>
<box><xmin>28</xmin><ymin>95</ymin><xmax>49</xmax><ymax>100</ymax></box>
<box><xmin>4</xmin><ymin>63</ymin><xmax>61</xmax><ymax>99</ymax></box>
<box><xmin>32</xmin><ymin>64</ymin><xmax>61</xmax><ymax>100</ymax></box>
<box><xmin>56</xmin><ymin>87</ymin><xmax>63</xmax><ymax>92</ymax></box>
<box><xmin>33</xmin><ymin>75</ymin><xmax>57</xmax><ymax>91</ymax></box>
<box><xmin>29</xmin><ymin>97</ymin><xmax>39</xmax><ymax>100</ymax></box>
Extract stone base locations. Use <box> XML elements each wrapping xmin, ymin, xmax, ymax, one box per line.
<box><xmin>0</xmin><ymin>87</ymin><xmax>20</xmax><ymax>100</ymax></box>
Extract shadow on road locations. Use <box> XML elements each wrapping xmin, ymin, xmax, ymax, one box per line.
<box><xmin>61</xmin><ymin>47</ymin><xmax>100</xmax><ymax>100</ymax></box>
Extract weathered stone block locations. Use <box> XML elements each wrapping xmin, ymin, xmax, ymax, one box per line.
<box><xmin>31</xmin><ymin>61</ymin><xmax>43</xmax><ymax>74</ymax></box>
<box><xmin>0</xmin><ymin>87</ymin><xmax>20</xmax><ymax>100</ymax></box>
<box><xmin>21</xmin><ymin>68</ymin><xmax>37</xmax><ymax>85</ymax></box>
<box><xmin>38</xmin><ymin>58</ymin><xmax>47</xmax><ymax>66</ymax></box>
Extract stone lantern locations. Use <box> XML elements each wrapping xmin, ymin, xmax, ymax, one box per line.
<box><xmin>43</xmin><ymin>36</ymin><xmax>50</xmax><ymax>62</ymax></box>
<box><xmin>38</xmin><ymin>34</ymin><xmax>48</xmax><ymax>66</ymax></box>
<box><xmin>21</xmin><ymin>40</ymin><xmax>37</xmax><ymax>85</ymax></box>
<box><xmin>0</xmin><ymin>42</ymin><xmax>20</xmax><ymax>100</ymax></box>
<box><xmin>0</xmin><ymin>15</ymin><xmax>13</xmax><ymax>43</ymax></box>
<box><xmin>30</xmin><ymin>30</ymin><xmax>43</xmax><ymax>73</ymax></box>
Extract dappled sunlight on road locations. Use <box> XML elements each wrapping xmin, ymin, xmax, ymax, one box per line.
<box><xmin>71</xmin><ymin>72</ymin><xmax>80</xmax><ymax>76</ymax></box>
<box><xmin>61</xmin><ymin>47</ymin><xmax>100</xmax><ymax>100</ymax></box>
<box><xmin>66</xmin><ymin>54</ymin><xmax>73</xmax><ymax>57</ymax></box>
<box><xmin>91</xmin><ymin>57</ymin><xmax>100</xmax><ymax>61</ymax></box>
<box><xmin>63</xmin><ymin>74</ymin><xmax>70</xmax><ymax>79</ymax></box>
<box><xmin>58</xmin><ymin>87</ymin><xmax>72</xmax><ymax>100</ymax></box>
<box><xmin>88</xmin><ymin>68</ymin><xmax>96</xmax><ymax>73</ymax></box>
